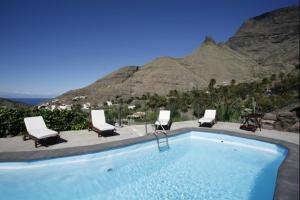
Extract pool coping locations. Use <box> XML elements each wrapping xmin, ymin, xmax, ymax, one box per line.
<box><xmin>0</xmin><ymin>127</ymin><xmax>299</xmax><ymax>200</ymax></box>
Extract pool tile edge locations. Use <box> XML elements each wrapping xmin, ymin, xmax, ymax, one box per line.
<box><xmin>0</xmin><ymin>127</ymin><xmax>299</xmax><ymax>200</ymax></box>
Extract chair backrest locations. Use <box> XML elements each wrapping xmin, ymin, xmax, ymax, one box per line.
<box><xmin>24</xmin><ymin>116</ymin><xmax>47</xmax><ymax>131</ymax></box>
<box><xmin>158</xmin><ymin>110</ymin><xmax>170</xmax><ymax>121</ymax></box>
<box><xmin>91</xmin><ymin>110</ymin><xmax>106</xmax><ymax>125</ymax></box>
<box><xmin>204</xmin><ymin>109</ymin><xmax>216</xmax><ymax>119</ymax></box>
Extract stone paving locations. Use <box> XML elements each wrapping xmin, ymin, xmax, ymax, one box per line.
<box><xmin>0</xmin><ymin>120</ymin><xmax>298</xmax><ymax>152</ymax></box>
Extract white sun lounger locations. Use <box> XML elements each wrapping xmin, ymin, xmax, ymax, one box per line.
<box><xmin>155</xmin><ymin>110</ymin><xmax>171</xmax><ymax>130</ymax></box>
<box><xmin>89</xmin><ymin>110</ymin><xmax>116</xmax><ymax>137</ymax></box>
<box><xmin>199</xmin><ymin>109</ymin><xmax>216</xmax><ymax>126</ymax></box>
<box><xmin>24</xmin><ymin>116</ymin><xmax>60</xmax><ymax>148</ymax></box>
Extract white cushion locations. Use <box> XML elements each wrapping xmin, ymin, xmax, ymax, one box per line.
<box><xmin>155</xmin><ymin>110</ymin><xmax>170</xmax><ymax>126</ymax></box>
<box><xmin>204</xmin><ymin>110</ymin><xmax>216</xmax><ymax>119</ymax></box>
<box><xmin>199</xmin><ymin>117</ymin><xmax>215</xmax><ymax>123</ymax></box>
<box><xmin>93</xmin><ymin>123</ymin><xmax>115</xmax><ymax>131</ymax></box>
<box><xmin>158</xmin><ymin>110</ymin><xmax>170</xmax><ymax>121</ymax></box>
<box><xmin>29</xmin><ymin>128</ymin><xmax>58</xmax><ymax>139</ymax></box>
<box><xmin>155</xmin><ymin>119</ymin><xmax>170</xmax><ymax>126</ymax></box>
<box><xmin>199</xmin><ymin>110</ymin><xmax>216</xmax><ymax>124</ymax></box>
<box><xmin>91</xmin><ymin>110</ymin><xmax>106</xmax><ymax>125</ymax></box>
<box><xmin>24</xmin><ymin>116</ymin><xmax>47</xmax><ymax>131</ymax></box>
<box><xmin>24</xmin><ymin>116</ymin><xmax>58</xmax><ymax>139</ymax></box>
<box><xmin>91</xmin><ymin>110</ymin><xmax>115</xmax><ymax>131</ymax></box>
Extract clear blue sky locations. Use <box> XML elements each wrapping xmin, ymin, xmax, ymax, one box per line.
<box><xmin>0</xmin><ymin>0</ymin><xmax>297</xmax><ymax>97</ymax></box>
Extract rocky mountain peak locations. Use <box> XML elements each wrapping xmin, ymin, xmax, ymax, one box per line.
<box><xmin>227</xmin><ymin>5</ymin><xmax>299</xmax><ymax>68</ymax></box>
<box><xmin>203</xmin><ymin>36</ymin><xmax>217</xmax><ymax>45</ymax></box>
<box><xmin>57</xmin><ymin>5</ymin><xmax>299</xmax><ymax>105</ymax></box>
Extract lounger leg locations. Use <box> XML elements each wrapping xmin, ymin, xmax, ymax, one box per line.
<box><xmin>88</xmin><ymin>123</ymin><xmax>93</xmax><ymax>131</ymax></box>
<box><xmin>35</xmin><ymin>141</ymin><xmax>38</xmax><ymax>148</ymax></box>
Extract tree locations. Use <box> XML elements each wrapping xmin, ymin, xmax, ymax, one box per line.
<box><xmin>270</xmin><ymin>74</ymin><xmax>276</xmax><ymax>81</ymax></box>
<box><xmin>230</xmin><ymin>79</ymin><xmax>236</xmax><ymax>86</ymax></box>
<box><xmin>208</xmin><ymin>78</ymin><xmax>216</xmax><ymax>91</ymax></box>
<box><xmin>261</xmin><ymin>77</ymin><xmax>269</xmax><ymax>85</ymax></box>
<box><xmin>279</xmin><ymin>72</ymin><xmax>285</xmax><ymax>81</ymax></box>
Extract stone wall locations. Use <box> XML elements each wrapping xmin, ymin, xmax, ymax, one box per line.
<box><xmin>262</xmin><ymin>104</ymin><xmax>299</xmax><ymax>133</ymax></box>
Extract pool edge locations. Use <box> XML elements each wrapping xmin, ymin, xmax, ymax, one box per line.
<box><xmin>0</xmin><ymin>127</ymin><xmax>299</xmax><ymax>200</ymax></box>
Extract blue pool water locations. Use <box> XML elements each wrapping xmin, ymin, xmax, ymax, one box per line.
<box><xmin>0</xmin><ymin>132</ymin><xmax>287</xmax><ymax>200</ymax></box>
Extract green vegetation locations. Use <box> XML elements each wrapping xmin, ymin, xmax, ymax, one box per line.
<box><xmin>0</xmin><ymin>71</ymin><xmax>298</xmax><ymax>138</ymax></box>
<box><xmin>0</xmin><ymin>108</ymin><xmax>88</xmax><ymax>137</ymax></box>
<box><xmin>126</xmin><ymin>70</ymin><xmax>299</xmax><ymax>123</ymax></box>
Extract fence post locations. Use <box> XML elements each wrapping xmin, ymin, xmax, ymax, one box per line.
<box><xmin>145</xmin><ymin>111</ymin><xmax>148</xmax><ymax>135</ymax></box>
<box><xmin>118</xmin><ymin>104</ymin><xmax>122</xmax><ymax>127</ymax></box>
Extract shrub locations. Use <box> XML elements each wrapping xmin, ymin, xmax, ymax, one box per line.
<box><xmin>0</xmin><ymin>108</ymin><xmax>88</xmax><ymax>138</ymax></box>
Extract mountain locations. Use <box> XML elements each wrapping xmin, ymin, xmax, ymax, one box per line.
<box><xmin>0</xmin><ymin>98</ymin><xmax>30</xmax><ymax>109</ymax></box>
<box><xmin>58</xmin><ymin>38</ymin><xmax>263</xmax><ymax>104</ymax></box>
<box><xmin>58</xmin><ymin>5</ymin><xmax>299</xmax><ymax>105</ymax></box>
<box><xmin>227</xmin><ymin>5</ymin><xmax>299</xmax><ymax>69</ymax></box>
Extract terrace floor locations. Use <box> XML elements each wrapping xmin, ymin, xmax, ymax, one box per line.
<box><xmin>0</xmin><ymin>120</ymin><xmax>298</xmax><ymax>152</ymax></box>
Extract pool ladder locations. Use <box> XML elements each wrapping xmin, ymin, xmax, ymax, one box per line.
<box><xmin>153</xmin><ymin>121</ymin><xmax>169</xmax><ymax>151</ymax></box>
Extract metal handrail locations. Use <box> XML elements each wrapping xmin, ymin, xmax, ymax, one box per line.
<box><xmin>153</xmin><ymin>120</ymin><xmax>169</xmax><ymax>151</ymax></box>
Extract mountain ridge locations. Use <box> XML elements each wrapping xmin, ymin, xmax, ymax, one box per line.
<box><xmin>227</xmin><ymin>5</ymin><xmax>299</xmax><ymax>68</ymax></box>
<box><xmin>58</xmin><ymin>5</ymin><xmax>299</xmax><ymax>105</ymax></box>
<box><xmin>0</xmin><ymin>98</ymin><xmax>30</xmax><ymax>109</ymax></box>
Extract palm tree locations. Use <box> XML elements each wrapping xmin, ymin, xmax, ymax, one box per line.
<box><xmin>270</xmin><ymin>74</ymin><xmax>276</xmax><ymax>81</ymax></box>
<box><xmin>230</xmin><ymin>79</ymin><xmax>236</xmax><ymax>86</ymax></box>
<box><xmin>261</xmin><ymin>77</ymin><xmax>269</xmax><ymax>85</ymax></box>
<box><xmin>208</xmin><ymin>78</ymin><xmax>216</xmax><ymax>91</ymax></box>
<box><xmin>279</xmin><ymin>72</ymin><xmax>285</xmax><ymax>82</ymax></box>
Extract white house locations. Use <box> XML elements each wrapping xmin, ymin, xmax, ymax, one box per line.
<box><xmin>38</xmin><ymin>102</ymin><xmax>49</xmax><ymax>109</ymax></box>
<box><xmin>106</xmin><ymin>101</ymin><xmax>113</xmax><ymax>107</ymax></box>
<box><xmin>128</xmin><ymin>105</ymin><xmax>136</xmax><ymax>110</ymax></box>
<box><xmin>72</xmin><ymin>95</ymin><xmax>87</xmax><ymax>101</ymax></box>
<box><xmin>58</xmin><ymin>104</ymin><xmax>72</xmax><ymax>111</ymax></box>
<box><xmin>82</xmin><ymin>102</ymin><xmax>91</xmax><ymax>110</ymax></box>
<box><xmin>127</xmin><ymin>111</ymin><xmax>145</xmax><ymax>119</ymax></box>
<box><xmin>51</xmin><ymin>99</ymin><xmax>60</xmax><ymax>103</ymax></box>
<box><xmin>50</xmin><ymin>105</ymin><xmax>57</xmax><ymax>111</ymax></box>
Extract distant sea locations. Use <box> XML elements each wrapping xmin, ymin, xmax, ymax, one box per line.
<box><xmin>9</xmin><ymin>98</ymin><xmax>51</xmax><ymax>106</ymax></box>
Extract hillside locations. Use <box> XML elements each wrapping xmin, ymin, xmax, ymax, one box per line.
<box><xmin>58</xmin><ymin>5</ymin><xmax>299</xmax><ymax>105</ymax></box>
<box><xmin>59</xmin><ymin>38</ymin><xmax>263</xmax><ymax>104</ymax></box>
<box><xmin>0</xmin><ymin>98</ymin><xmax>29</xmax><ymax>109</ymax></box>
<box><xmin>227</xmin><ymin>5</ymin><xmax>299</xmax><ymax>69</ymax></box>
<box><xmin>124</xmin><ymin>37</ymin><xmax>264</xmax><ymax>97</ymax></box>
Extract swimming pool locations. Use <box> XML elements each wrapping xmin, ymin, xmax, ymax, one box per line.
<box><xmin>0</xmin><ymin>131</ymin><xmax>287</xmax><ymax>200</ymax></box>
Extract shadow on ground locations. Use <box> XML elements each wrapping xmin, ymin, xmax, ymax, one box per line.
<box><xmin>40</xmin><ymin>137</ymin><xmax>68</xmax><ymax>147</ymax></box>
<box><xmin>199</xmin><ymin>123</ymin><xmax>214</xmax><ymax>128</ymax></box>
<box><xmin>100</xmin><ymin>131</ymin><xmax>120</xmax><ymax>137</ymax></box>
